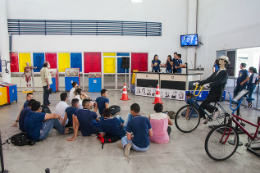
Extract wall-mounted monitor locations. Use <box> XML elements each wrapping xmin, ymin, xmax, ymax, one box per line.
<box><xmin>180</xmin><ymin>34</ymin><xmax>198</xmax><ymax>47</ymax></box>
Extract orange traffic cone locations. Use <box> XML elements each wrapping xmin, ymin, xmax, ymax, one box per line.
<box><xmin>120</xmin><ymin>84</ymin><xmax>130</xmax><ymax>101</ymax></box>
<box><xmin>153</xmin><ymin>84</ymin><xmax>163</xmax><ymax>104</ymax></box>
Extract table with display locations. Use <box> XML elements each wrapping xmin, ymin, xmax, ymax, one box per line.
<box><xmin>134</xmin><ymin>72</ymin><xmax>226</xmax><ymax>101</ymax></box>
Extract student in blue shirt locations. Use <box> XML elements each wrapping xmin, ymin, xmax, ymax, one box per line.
<box><xmin>65</xmin><ymin>98</ymin><xmax>79</xmax><ymax>127</ymax></box>
<box><xmin>19</xmin><ymin>99</ymin><xmax>36</xmax><ymax>132</ymax></box>
<box><xmin>245</xmin><ymin>67</ymin><xmax>259</xmax><ymax>108</ymax></box>
<box><xmin>212</xmin><ymin>60</ymin><xmax>220</xmax><ymax>72</ymax></box>
<box><xmin>12</xmin><ymin>93</ymin><xmax>34</xmax><ymax>127</ymax></box>
<box><xmin>99</xmin><ymin>108</ymin><xmax>126</xmax><ymax>138</ymax></box>
<box><xmin>175</xmin><ymin>54</ymin><xmax>182</xmax><ymax>73</ymax></box>
<box><xmin>151</xmin><ymin>54</ymin><xmax>163</xmax><ymax>72</ymax></box>
<box><xmin>181</xmin><ymin>93</ymin><xmax>198</xmax><ymax>118</ymax></box>
<box><xmin>121</xmin><ymin>103</ymin><xmax>153</xmax><ymax>157</ymax></box>
<box><xmin>234</xmin><ymin>63</ymin><xmax>249</xmax><ymax>97</ymax></box>
<box><xmin>67</xmin><ymin>99</ymin><xmax>100</xmax><ymax>141</ymax></box>
<box><xmin>172</xmin><ymin>52</ymin><xmax>178</xmax><ymax>73</ymax></box>
<box><xmin>95</xmin><ymin>89</ymin><xmax>109</xmax><ymax>116</ymax></box>
<box><xmin>24</xmin><ymin>101</ymin><xmax>71</xmax><ymax>141</ymax></box>
<box><xmin>165</xmin><ymin>55</ymin><xmax>173</xmax><ymax>73</ymax></box>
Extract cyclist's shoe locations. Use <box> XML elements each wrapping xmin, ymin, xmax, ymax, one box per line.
<box><xmin>212</xmin><ymin>110</ymin><xmax>220</xmax><ymax>120</ymax></box>
<box><xmin>200</xmin><ymin>119</ymin><xmax>208</xmax><ymax>125</ymax></box>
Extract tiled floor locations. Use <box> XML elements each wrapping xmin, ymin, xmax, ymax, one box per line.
<box><xmin>0</xmin><ymin>91</ymin><xmax>260</xmax><ymax>173</ymax></box>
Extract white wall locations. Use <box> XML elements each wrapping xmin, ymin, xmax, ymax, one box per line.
<box><xmin>196</xmin><ymin>0</ymin><xmax>260</xmax><ymax>79</ymax></box>
<box><xmin>7</xmin><ymin>0</ymin><xmax>189</xmax><ymax>71</ymax></box>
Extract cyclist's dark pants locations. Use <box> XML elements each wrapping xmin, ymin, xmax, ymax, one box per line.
<box><xmin>199</xmin><ymin>95</ymin><xmax>219</xmax><ymax>119</ymax></box>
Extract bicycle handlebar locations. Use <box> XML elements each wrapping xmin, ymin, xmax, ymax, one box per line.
<box><xmin>193</xmin><ymin>85</ymin><xmax>204</xmax><ymax>97</ymax></box>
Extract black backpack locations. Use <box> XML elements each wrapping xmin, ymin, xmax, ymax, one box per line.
<box><xmin>41</xmin><ymin>105</ymin><xmax>51</xmax><ymax>113</ymax></box>
<box><xmin>2</xmin><ymin>133</ymin><xmax>36</xmax><ymax>146</ymax></box>
<box><xmin>97</xmin><ymin>134</ymin><xmax>121</xmax><ymax>149</ymax></box>
<box><xmin>109</xmin><ymin>105</ymin><xmax>121</xmax><ymax>115</ymax></box>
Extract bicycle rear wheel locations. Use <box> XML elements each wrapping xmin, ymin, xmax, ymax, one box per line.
<box><xmin>205</xmin><ymin>125</ymin><xmax>239</xmax><ymax>161</ymax></box>
<box><xmin>175</xmin><ymin>105</ymin><xmax>200</xmax><ymax>133</ymax></box>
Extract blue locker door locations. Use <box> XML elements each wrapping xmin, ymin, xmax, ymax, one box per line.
<box><xmin>9</xmin><ymin>85</ymin><xmax>17</xmax><ymax>102</ymax></box>
<box><xmin>65</xmin><ymin>77</ymin><xmax>79</xmax><ymax>91</ymax></box>
<box><xmin>33</xmin><ymin>53</ymin><xmax>45</xmax><ymax>72</ymax></box>
<box><xmin>50</xmin><ymin>78</ymin><xmax>56</xmax><ymax>92</ymax></box>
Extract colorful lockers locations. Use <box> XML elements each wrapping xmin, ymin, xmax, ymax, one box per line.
<box><xmin>8</xmin><ymin>52</ymin><xmax>148</xmax><ymax>73</ymax></box>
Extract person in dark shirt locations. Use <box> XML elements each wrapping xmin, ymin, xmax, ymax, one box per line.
<box><xmin>12</xmin><ymin>93</ymin><xmax>34</xmax><ymax>127</ymax></box>
<box><xmin>121</xmin><ymin>103</ymin><xmax>153</xmax><ymax>157</ymax></box>
<box><xmin>67</xmin><ymin>99</ymin><xmax>99</xmax><ymax>141</ymax></box>
<box><xmin>19</xmin><ymin>99</ymin><xmax>36</xmax><ymax>132</ymax></box>
<box><xmin>65</xmin><ymin>98</ymin><xmax>79</xmax><ymax>127</ymax></box>
<box><xmin>151</xmin><ymin>54</ymin><xmax>163</xmax><ymax>72</ymax></box>
<box><xmin>165</xmin><ymin>55</ymin><xmax>173</xmax><ymax>73</ymax></box>
<box><xmin>99</xmin><ymin>108</ymin><xmax>126</xmax><ymax>138</ymax></box>
<box><xmin>24</xmin><ymin>101</ymin><xmax>71</xmax><ymax>141</ymax></box>
<box><xmin>175</xmin><ymin>54</ymin><xmax>183</xmax><ymax>74</ymax></box>
<box><xmin>172</xmin><ymin>52</ymin><xmax>178</xmax><ymax>73</ymax></box>
<box><xmin>193</xmin><ymin>56</ymin><xmax>229</xmax><ymax>125</ymax></box>
<box><xmin>234</xmin><ymin>63</ymin><xmax>249</xmax><ymax>97</ymax></box>
<box><xmin>95</xmin><ymin>89</ymin><xmax>109</xmax><ymax>116</ymax></box>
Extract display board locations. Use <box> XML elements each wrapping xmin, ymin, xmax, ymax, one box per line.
<box><xmin>45</xmin><ymin>53</ymin><xmax>57</xmax><ymax>68</ymax></box>
<box><xmin>33</xmin><ymin>53</ymin><xmax>44</xmax><ymax>72</ymax></box>
<box><xmin>19</xmin><ymin>53</ymin><xmax>31</xmax><ymax>72</ymax></box>
<box><xmin>103</xmin><ymin>57</ymin><xmax>116</xmax><ymax>73</ymax></box>
<box><xmin>131</xmin><ymin>53</ymin><xmax>148</xmax><ymax>72</ymax></box>
<box><xmin>10</xmin><ymin>53</ymin><xmax>19</xmax><ymax>72</ymax></box>
<box><xmin>71</xmin><ymin>53</ymin><xmax>82</xmax><ymax>72</ymax></box>
<box><xmin>58</xmin><ymin>53</ymin><xmax>70</xmax><ymax>72</ymax></box>
<box><xmin>84</xmin><ymin>52</ymin><xmax>101</xmax><ymax>73</ymax></box>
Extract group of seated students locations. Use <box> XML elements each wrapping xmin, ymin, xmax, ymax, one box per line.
<box><xmin>12</xmin><ymin>84</ymin><xmax>173</xmax><ymax>157</ymax></box>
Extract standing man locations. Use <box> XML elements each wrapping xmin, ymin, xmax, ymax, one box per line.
<box><xmin>172</xmin><ymin>52</ymin><xmax>178</xmax><ymax>73</ymax></box>
<box><xmin>234</xmin><ymin>63</ymin><xmax>248</xmax><ymax>97</ymax></box>
<box><xmin>23</xmin><ymin>62</ymin><xmax>37</xmax><ymax>91</ymax></box>
<box><xmin>40</xmin><ymin>62</ymin><xmax>52</xmax><ymax>106</ymax></box>
<box><xmin>175</xmin><ymin>54</ymin><xmax>183</xmax><ymax>74</ymax></box>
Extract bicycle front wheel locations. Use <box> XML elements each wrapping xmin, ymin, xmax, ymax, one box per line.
<box><xmin>205</xmin><ymin>125</ymin><xmax>239</xmax><ymax>161</ymax></box>
<box><xmin>175</xmin><ymin>105</ymin><xmax>200</xmax><ymax>133</ymax></box>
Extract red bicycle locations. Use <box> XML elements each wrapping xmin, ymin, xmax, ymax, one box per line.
<box><xmin>205</xmin><ymin>90</ymin><xmax>260</xmax><ymax>161</ymax></box>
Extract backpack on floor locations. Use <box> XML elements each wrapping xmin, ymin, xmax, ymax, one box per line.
<box><xmin>2</xmin><ymin>133</ymin><xmax>36</xmax><ymax>146</ymax></box>
<box><xmin>109</xmin><ymin>105</ymin><xmax>121</xmax><ymax>115</ymax></box>
<box><xmin>163</xmin><ymin>111</ymin><xmax>178</xmax><ymax>119</ymax></box>
<box><xmin>41</xmin><ymin>105</ymin><xmax>51</xmax><ymax>114</ymax></box>
<box><xmin>97</xmin><ymin>134</ymin><xmax>121</xmax><ymax>149</ymax></box>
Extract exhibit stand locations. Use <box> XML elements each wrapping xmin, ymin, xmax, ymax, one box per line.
<box><xmin>0</xmin><ymin>81</ymin><xmax>17</xmax><ymax>104</ymax></box>
<box><xmin>89</xmin><ymin>73</ymin><xmax>102</xmax><ymax>92</ymax></box>
<box><xmin>49</xmin><ymin>69</ymin><xmax>59</xmax><ymax>92</ymax></box>
<box><xmin>65</xmin><ymin>68</ymin><xmax>80</xmax><ymax>91</ymax></box>
<box><xmin>0</xmin><ymin>86</ymin><xmax>8</xmax><ymax>106</ymax></box>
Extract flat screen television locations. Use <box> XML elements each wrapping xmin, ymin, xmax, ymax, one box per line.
<box><xmin>180</xmin><ymin>34</ymin><xmax>198</xmax><ymax>47</ymax></box>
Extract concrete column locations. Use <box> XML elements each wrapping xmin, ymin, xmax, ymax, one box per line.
<box><xmin>0</xmin><ymin>0</ymin><xmax>11</xmax><ymax>83</ymax></box>
<box><xmin>187</xmin><ymin>0</ymin><xmax>197</xmax><ymax>69</ymax></box>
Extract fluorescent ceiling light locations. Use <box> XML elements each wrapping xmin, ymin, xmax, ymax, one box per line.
<box><xmin>131</xmin><ymin>0</ymin><xmax>142</xmax><ymax>3</ymax></box>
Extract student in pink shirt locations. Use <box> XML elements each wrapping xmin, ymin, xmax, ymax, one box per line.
<box><xmin>148</xmin><ymin>103</ymin><xmax>173</xmax><ymax>143</ymax></box>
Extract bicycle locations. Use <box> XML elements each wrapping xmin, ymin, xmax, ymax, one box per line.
<box><xmin>175</xmin><ymin>85</ymin><xmax>227</xmax><ymax>133</ymax></box>
<box><xmin>204</xmin><ymin>90</ymin><xmax>260</xmax><ymax>161</ymax></box>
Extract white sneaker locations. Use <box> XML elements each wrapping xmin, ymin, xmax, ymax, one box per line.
<box><xmin>200</xmin><ymin>119</ymin><xmax>208</xmax><ymax>125</ymax></box>
<box><xmin>212</xmin><ymin>110</ymin><xmax>220</xmax><ymax>120</ymax></box>
<box><xmin>124</xmin><ymin>143</ymin><xmax>132</xmax><ymax>157</ymax></box>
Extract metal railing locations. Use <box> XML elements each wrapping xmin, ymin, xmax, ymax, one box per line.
<box><xmin>8</xmin><ymin>19</ymin><xmax>162</xmax><ymax>37</ymax></box>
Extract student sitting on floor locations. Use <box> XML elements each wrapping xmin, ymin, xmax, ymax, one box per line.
<box><xmin>99</xmin><ymin>108</ymin><xmax>126</xmax><ymax>138</ymax></box>
<box><xmin>65</xmin><ymin>98</ymin><xmax>79</xmax><ymax>127</ymax></box>
<box><xmin>95</xmin><ymin>89</ymin><xmax>109</xmax><ymax>116</ymax></box>
<box><xmin>73</xmin><ymin>87</ymin><xmax>92</xmax><ymax>109</ymax></box>
<box><xmin>67</xmin><ymin>99</ymin><xmax>100</xmax><ymax>141</ymax></box>
<box><xmin>12</xmin><ymin>93</ymin><xmax>34</xmax><ymax>127</ymax></box>
<box><xmin>69</xmin><ymin>82</ymin><xmax>78</xmax><ymax>104</ymax></box>
<box><xmin>148</xmin><ymin>103</ymin><xmax>172</xmax><ymax>144</ymax></box>
<box><xmin>19</xmin><ymin>99</ymin><xmax>36</xmax><ymax>132</ymax></box>
<box><xmin>24</xmin><ymin>101</ymin><xmax>72</xmax><ymax>141</ymax></box>
<box><xmin>55</xmin><ymin>93</ymin><xmax>69</xmax><ymax>126</ymax></box>
<box><xmin>181</xmin><ymin>92</ymin><xmax>199</xmax><ymax>118</ymax></box>
<box><xmin>121</xmin><ymin>103</ymin><xmax>153</xmax><ymax>156</ymax></box>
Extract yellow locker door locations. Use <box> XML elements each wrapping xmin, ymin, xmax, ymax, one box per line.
<box><xmin>104</xmin><ymin>57</ymin><xmax>116</xmax><ymax>73</ymax></box>
<box><xmin>19</xmin><ymin>53</ymin><xmax>31</xmax><ymax>72</ymax></box>
<box><xmin>58</xmin><ymin>53</ymin><xmax>70</xmax><ymax>72</ymax></box>
<box><xmin>0</xmin><ymin>87</ymin><xmax>8</xmax><ymax>106</ymax></box>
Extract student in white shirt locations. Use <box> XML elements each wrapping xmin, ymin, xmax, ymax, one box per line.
<box><xmin>55</xmin><ymin>93</ymin><xmax>69</xmax><ymax>126</ymax></box>
<box><xmin>69</xmin><ymin>82</ymin><xmax>78</xmax><ymax>104</ymax></box>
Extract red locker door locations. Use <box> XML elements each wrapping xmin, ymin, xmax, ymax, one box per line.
<box><xmin>84</xmin><ymin>53</ymin><xmax>92</xmax><ymax>73</ymax></box>
<box><xmin>45</xmin><ymin>53</ymin><xmax>57</xmax><ymax>68</ymax></box>
<box><xmin>84</xmin><ymin>52</ymin><xmax>101</xmax><ymax>73</ymax></box>
<box><xmin>91</xmin><ymin>53</ymin><xmax>101</xmax><ymax>72</ymax></box>
<box><xmin>131</xmin><ymin>53</ymin><xmax>148</xmax><ymax>72</ymax></box>
<box><xmin>139</xmin><ymin>53</ymin><xmax>148</xmax><ymax>72</ymax></box>
<box><xmin>10</xmin><ymin>53</ymin><xmax>19</xmax><ymax>72</ymax></box>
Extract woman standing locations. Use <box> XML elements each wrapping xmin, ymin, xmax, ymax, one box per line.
<box><xmin>151</xmin><ymin>54</ymin><xmax>163</xmax><ymax>72</ymax></box>
<box><xmin>246</xmin><ymin>67</ymin><xmax>259</xmax><ymax>108</ymax></box>
<box><xmin>212</xmin><ymin>60</ymin><xmax>220</xmax><ymax>72</ymax></box>
<box><xmin>166</xmin><ymin>55</ymin><xmax>173</xmax><ymax>73</ymax></box>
